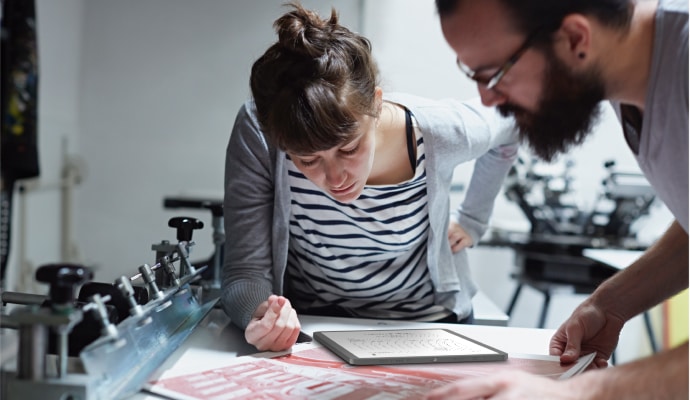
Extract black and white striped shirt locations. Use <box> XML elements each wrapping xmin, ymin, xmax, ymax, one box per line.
<box><xmin>285</xmin><ymin>128</ymin><xmax>451</xmax><ymax>321</ymax></box>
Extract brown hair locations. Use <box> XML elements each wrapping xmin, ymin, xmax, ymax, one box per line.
<box><xmin>250</xmin><ymin>2</ymin><xmax>380</xmax><ymax>154</ymax></box>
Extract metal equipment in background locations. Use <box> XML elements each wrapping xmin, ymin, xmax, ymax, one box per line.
<box><xmin>501</xmin><ymin>156</ymin><xmax>656</xmax><ymax>244</ymax></box>
<box><xmin>482</xmin><ymin>155</ymin><xmax>658</xmax><ymax>355</ymax></box>
<box><xmin>0</xmin><ymin>216</ymin><xmax>217</xmax><ymax>400</ymax></box>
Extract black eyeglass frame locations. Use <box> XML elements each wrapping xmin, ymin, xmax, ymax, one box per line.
<box><xmin>456</xmin><ymin>28</ymin><xmax>543</xmax><ymax>90</ymax></box>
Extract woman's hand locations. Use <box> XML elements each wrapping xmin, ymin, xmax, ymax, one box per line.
<box><xmin>448</xmin><ymin>220</ymin><xmax>473</xmax><ymax>253</ymax></box>
<box><xmin>245</xmin><ymin>295</ymin><xmax>301</xmax><ymax>352</ymax></box>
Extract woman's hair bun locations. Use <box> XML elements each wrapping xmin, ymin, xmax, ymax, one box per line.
<box><xmin>250</xmin><ymin>2</ymin><xmax>379</xmax><ymax>154</ymax></box>
<box><xmin>274</xmin><ymin>2</ymin><xmax>338</xmax><ymax>59</ymax></box>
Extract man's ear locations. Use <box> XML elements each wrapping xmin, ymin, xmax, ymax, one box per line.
<box><xmin>555</xmin><ymin>14</ymin><xmax>592</xmax><ymax>63</ymax></box>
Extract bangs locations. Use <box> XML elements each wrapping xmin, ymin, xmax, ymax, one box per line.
<box><xmin>269</xmin><ymin>82</ymin><xmax>362</xmax><ymax>154</ymax></box>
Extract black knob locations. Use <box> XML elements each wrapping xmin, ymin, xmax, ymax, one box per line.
<box><xmin>168</xmin><ymin>217</ymin><xmax>204</xmax><ymax>241</ymax></box>
<box><xmin>35</xmin><ymin>264</ymin><xmax>93</xmax><ymax>305</ymax></box>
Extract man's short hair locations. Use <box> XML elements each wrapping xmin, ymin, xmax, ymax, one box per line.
<box><xmin>436</xmin><ymin>0</ymin><xmax>634</xmax><ymax>41</ymax></box>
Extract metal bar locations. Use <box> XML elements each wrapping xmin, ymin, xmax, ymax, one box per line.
<box><xmin>2</xmin><ymin>292</ymin><xmax>46</xmax><ymax>306</ymax></box>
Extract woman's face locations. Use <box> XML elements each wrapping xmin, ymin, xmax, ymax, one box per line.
<box><xmin>287</xmin><ymin>113</ymin><xmax>377</xmax><ymax>204</ymax></box>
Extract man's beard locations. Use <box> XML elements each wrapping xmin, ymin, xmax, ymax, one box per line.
<box><xmin>498</xmin><ymin>50</ymin><xmax>606</xmax><ymax>162</ymax></box>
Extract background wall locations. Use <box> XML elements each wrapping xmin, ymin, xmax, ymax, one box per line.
<box><xmin>5</xmin><ymin>0</ymin><xmax>673</xmax><ymax>364</ymax></box>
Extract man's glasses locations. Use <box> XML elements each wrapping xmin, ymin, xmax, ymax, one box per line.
<box><xmin>457</xmin><ymin>29</ymin><xmax>542</xmax><ymax>90</ymax></box>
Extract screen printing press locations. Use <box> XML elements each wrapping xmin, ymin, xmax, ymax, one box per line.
<box><xmin>0</xmin><ymin>214</ymin><xmax>567</xmax><ymax>400</ymax></box>
<box><xmin>0</xmin><ymin>216</ymin><xmax>221</xmax><ymax>399</ymax></box>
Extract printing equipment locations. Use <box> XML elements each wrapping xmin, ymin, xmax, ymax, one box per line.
<box><xmin>0</xmin><ymin>216</ymin><xmax>217</xmax><ymax>400</ymax></box>
<box><xmin>482</xmin><ymin>155</ymin><xmax>657</xmax><ymax>351</ymax></box>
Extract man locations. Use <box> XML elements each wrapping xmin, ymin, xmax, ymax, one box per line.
<box><xmin>428</xmin><ymin>0</ymin><xmax>688</xmax><ymax>399</ymax></box>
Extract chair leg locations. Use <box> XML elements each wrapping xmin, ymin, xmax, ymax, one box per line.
<box><xmin>538</xmin><ymin>292</ymin><xmax>551</xmax><ymax>329</ymax></box>
<box><xmin>643</xmin><ymin>311</ymin><xmax>658</xmax><ymax>353</ymax></box>
<box><xmin>506</xmin><ymin>283</ymin><xmax>523</xmax><ymax>317</ymax></box>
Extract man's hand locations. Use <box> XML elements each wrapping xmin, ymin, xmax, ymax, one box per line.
<box><xmin>448</xmin><ymin>220</ymin><xmax>473</xmax><ymax>253</ymax></box>
<box><xmin>549</xmin><ymin>299</ymin><xmax>625</xmax><ymax>368</ymax></box>
<box><xmin>245</xmin><ymin>295</ymin><xmax>301</xmax><ymax>352</ymax></box>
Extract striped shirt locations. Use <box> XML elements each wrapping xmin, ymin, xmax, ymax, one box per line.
<box><xmin>285</xmin><ymin>126</ymin><xmax>452</xmax><ymax>321</ymax></box>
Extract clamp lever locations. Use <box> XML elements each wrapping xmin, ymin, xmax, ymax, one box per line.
<box><xmin>35</xmin><ymin>263</ymin><xmax>93</xmax><ymax>308</ymax></box>
<box><xmin>168</xmin><ymin>216</ymin><xmax>204</xmax><ymax>242</ymax></box>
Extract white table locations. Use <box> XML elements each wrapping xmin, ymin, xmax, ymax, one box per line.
<box><xmin>582</xmin><ymin>248</ymin><xmax>644</xmax><ymax>270</ymax></box>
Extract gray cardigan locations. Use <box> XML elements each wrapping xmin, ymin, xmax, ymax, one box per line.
<box><xmin>221</xmin><ymin>93</ymin><xmax>519</xmax><ymax>329</ymax></box>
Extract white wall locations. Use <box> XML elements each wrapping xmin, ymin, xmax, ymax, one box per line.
<box><xmin>6</xmin><ymin>0</ymin><xmax>360</xmax><ymax>292</ymax></box>
<box><xmin>6</xmin><ymin>0</ymin><xmax>670</xmax><ymax>364</ymax></box>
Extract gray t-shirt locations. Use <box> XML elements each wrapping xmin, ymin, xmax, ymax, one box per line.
<box><xmin>615</xmin><ymin>0</ymin><xmax>688</xmax><ymax>232</ymax></box>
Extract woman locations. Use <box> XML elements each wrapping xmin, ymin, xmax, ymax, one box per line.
<box><xmin>221</xmin><ymin>3</ymin><xmax>519</xmax><ymax>352</ymax></box>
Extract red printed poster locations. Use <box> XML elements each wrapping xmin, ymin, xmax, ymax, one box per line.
<box><xmin>146</xmin><ymin>343</ymin><xmax>593</xmax><ymax>400</ymax></box>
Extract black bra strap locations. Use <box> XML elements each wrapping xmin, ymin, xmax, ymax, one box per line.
<box><xmin>404</xmin><ymin>108</ymin><xmax>416</xmax><ymax>172</ymax></box>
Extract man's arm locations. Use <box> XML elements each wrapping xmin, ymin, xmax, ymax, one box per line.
<box><xmin>551</xmin><ymin>220</ymin><xmax>688</xmax><ymax>365</ymax></box>
<box><xmin>581</xmin><ymin>341</ymin><xmax>689</xmax><ymax>400</ymax></box>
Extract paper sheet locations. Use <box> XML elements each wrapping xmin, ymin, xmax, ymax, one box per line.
<box><xmin>146</xmin><ymin>343</ymin><xmax>595</xmax><ymax>400</ymax></box>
